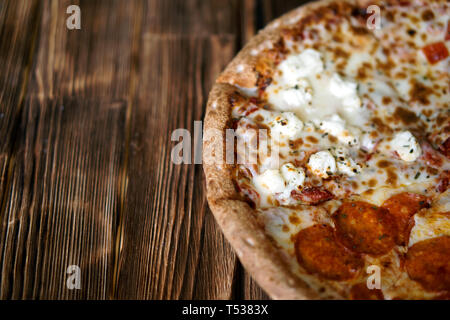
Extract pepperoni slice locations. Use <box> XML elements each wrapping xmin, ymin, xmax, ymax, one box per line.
<box><xmin>349</xmin><ymin>283</ymin><xmax>384</xmax><ymax>300</ymax></box>
<box><xmin>422</xmin><ymin>42</ymin><xmax>449</xmax><ymax>64</ymax></box>
<box><xmin>382</xmin><ymin>192</ymin><xmax>430</xmax><ymax>245</ymax></box>
<box><xmin>333</xmin><ymin>201</ymin><xmax>397</xmax><ymax>256</ymax></box>
<box><xmin>295</xmin><ymin>224</ymin><xmax>363</xmax><ymax>280</ymax></box>
<box><xmin>291</xmin><ymin>187</ymin><xmax>334</xmax><ymax>205</ymax></box>
<box><xmin>406</xmin><ymin>236</ymin><xmax>450</xmax><ymax>292</ymax></box>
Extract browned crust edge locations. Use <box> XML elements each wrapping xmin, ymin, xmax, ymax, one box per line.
<box><xmin>203</xmin><ymin>0</ymin><xmax>388</xmax><ymax>300</ymax></box>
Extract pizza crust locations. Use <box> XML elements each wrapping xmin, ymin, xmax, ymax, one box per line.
<box><xmin>204</xmin><ymin>84</ymin><xmax>322</xmax><ymax>299</ymax></box>
<box><xmin>203</xmin><ymin>0</ymin><xmax>438</xmax><ymax>299</ymax></box>
<box><xmin>204</xmin><ymin>0</ymin><xmax>365</xmax><ymax>299</ymax></box>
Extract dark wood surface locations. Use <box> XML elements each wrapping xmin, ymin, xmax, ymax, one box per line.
<box><xmin>0</xmin><ymin>0</ymin><xmax>306</xmax><ymax>299</ymax></box>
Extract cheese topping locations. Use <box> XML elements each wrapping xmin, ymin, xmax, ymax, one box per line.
<box><xmin>269</xmin><ymin>112</ymin><xmax>304</xmax><ymax>140</ymax></box>
<box><xmin>254</xmin><ymin>169</ymin><xmax>285</xmax><ymax>195</ymax></box>
<box><xmin>307</xmin><ymin>151</ymin><xmax>336</xmax><ymax>179</ymax></box>
<box><xmin>409</xmin><ymin>211</ymin><xmax>450</xmax><ymax>247</ymax></box>
<box><xmin>280</xmin><ymin>163</ymin><xmax>306</xmax><ymax>189</ymax></box>
<box><xmin>253</xmin><ymin>163</ymin><xmax>306</xmax><ymax>205</ymax></box>
<box><xmin>328</xmin><ymin>73</ymin><xmax>362</xmax><ymax>109</ymax></box>
<box><xmin>226</xmin><ymin>1</ymin><xmax>449</xmax><ymax>300</ymax></box>
<box><xmin>319</xmin><ymin>114</ymin><xmax>359</xmax><ymax>146</ymax></box>
<box><xmin>391</xmin><ymin>131</ymin><xmax>422</xmax><ymax>162</ymax></box>
<box><xmin>279</xmin><ymin>49</ymin><xmax>324</xmax><ymax>81</ymax></box>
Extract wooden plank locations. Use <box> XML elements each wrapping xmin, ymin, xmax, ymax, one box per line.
<box><xmin>0</xmin><ymin>98</ymin><xmax>126</xmax><ymax>299</ymax></box>
<box><xmin>30</xmin><ymin>0</ymin><xmax>138</xmax><ymax>99</ymax></box>
<box><xmin>115</xmin><ymin>34</ymin><xmax>237</xmax><ymax>299</ymax></box>
<box><xmin>0</xmin><ymin>0</ymin><xmax>138</xmax><ymax>299</ymax></box>
<box><xmin>0</xmin><ymin>0</ymin><xmax>41</xmax><ymax>226</ymax></box>
<box><xmin>146</xmin><ymin>0</ymin><xmax>240</xmax><ymax>35</ymax></box>
<box><xmin>259</xmin><ymin>0</ymin><xmax>311</xmax><ymax>27</ymax></box>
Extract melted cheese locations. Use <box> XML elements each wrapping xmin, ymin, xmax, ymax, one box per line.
<box><xmin>409</xmin><ymin>211</ymin><xmax>450</xmax><ymax>247</ymax></box>
<box><xmin>228</xmin><ymin>0</ymin><xmax>450</xmax><ymax>300</ymax></box>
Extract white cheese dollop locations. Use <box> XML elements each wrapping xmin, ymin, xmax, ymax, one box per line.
<box><xmin>254</xmin><ymin>169</ymin><xmax>285</xmax><ymax>194</ymax></box>
<box><xmin>391</xmin><ymin>131</ymin><xmax>422</xmax><ymax>162</ymax></box>
<box><xmin>269</xmin><ymin>112</ymin><xmax>304</xmax><ymax>140</ymax></box>
<box><xmin>319</xmin><ymin>114</ymin><xmax>359</xmax><ymax>146</ymax></box>
<box><xmin>278</xmin><ymin>49</ymin><xmax>324</xmax><ymax>83</ymax></box>
<box><xmin>266</xmin><ymin>80</ymin><xmax>313</xmax><ymax>111</ymax></box>
<box><xmin>333</xmin><ymin>147</ymin><xmax>362</xmax><ymax>177</ymax></box>
<box><xmin>360</xmin><ymin>132</ymin><xmax>378</xmax><ymax>152</ymax></box>
<box><xmin>328</xmin><ymin>73</ymin><xmax>361</xmax><ymax>109</ymax></box>
<box><xmin>280</xmin><ymin>163</ymin><xmax>305</xmax><ymax>188</ymax></box>
<box><xmin>307</xmin><ymin>151</ymin><xmax>336</xmax><ymax>179</ymax></box>
<box><xmin>253</xmin><ymin>163</ymin><xmax>306</xmax><ymax>202</ymax></box>
<box><xmin>266</xmin><ymin>49</ymin><xmax>324</xmax><ymax>111</ymax></box>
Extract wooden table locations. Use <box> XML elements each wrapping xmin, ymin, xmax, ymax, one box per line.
<box><xmin>0</xmin><ymin>0</ymin><xmax>308</xmax><ymax>299</ymax></box>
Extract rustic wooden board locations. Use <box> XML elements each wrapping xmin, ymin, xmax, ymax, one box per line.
<box><xmin>0</xmin><ymin>0</ymin><xmax>310</xmax><ymax>300</ymax></box>
<box><xmin>115</xmin><ymin>34</ymin><xmax>238</xmax><ymax>300</ymax></box>
<box><xmin>0</xmin><ymin>0</ymin><xmax>136</xmax><ymax>299</ymax></box>
<box><xmin>0</xmin><ymin>97</ymin><xmax>126</xmax><ymax>299</ymax></box>
<box><xmin>0</xmin><ymin>0</ymin><xmax>41</xmax><ymax>237</ymax></box>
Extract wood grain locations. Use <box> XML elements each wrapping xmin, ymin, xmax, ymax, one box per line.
<box><xmin>115</xmin><ymin>34</ymin><xmax>238</xmax><ymax>300</ymax></box>
<box><xmin>0</xmin><ymin>0</ymin><xmax>136</xmax><ymax>299</ymax></box>
<box><xmin>0</xmin><ymin>97</ymin><xmax>126</xmax><ymax>299</ymax></box>
<box><xmin>0</xmin><ymin>0</ymin><xmax>41</xmax><ymax>237</ymax></box>
<box><xmin>0</xmin><ymin>0</ymin><xmax>308</xmax><ymax>300</ymax></box>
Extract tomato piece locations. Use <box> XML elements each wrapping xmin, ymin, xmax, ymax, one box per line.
<box><xmin>422</xmin><ymin>42</ymin><xmax>449</xmax><ymax>64</ymax></box>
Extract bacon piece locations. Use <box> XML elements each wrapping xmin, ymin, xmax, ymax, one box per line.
<box><xmin>333</xmin><ymin>202</ymin><xmax>397</xmax><ymax>256</ymax></box>
<box><xmin>406</xmin><ymin>236</ymin><xmax>450</xmax><ymax>292</ymax></box>
<box><xmin>422</xmin><ymin>42</ymin><xmax>449</xmax><ymax>64</ymax></box>
<box><xmin>420</xmin><ymin>140</ymin><xmax>445</xmax><ymax>169</ymax></box>
<box><xmin>382</xmin><ymin>193</ymin><xmax>430</xmax><ymax>246</ymax></box>
<box><xmin>236</xmin><ymin>182</ymin><xmax>260</xmax><ymax>207</ymax></box>
<box><xmin>349</xmin><ymin>283</ymin><xmax>384</xmax><ymax>300</ymax></box>
<box><xmin>436</xmin><ymin>170</ymin><xmax>449</xmax><ymax>193</ymax></box>
<box><xmin>291</xmin><ymin>187</ymin><xmax>333</xmax><ymax>205</ymax></box>
<box><xmin>446</xmin><ymin>21</ymin><xmax>450</xmax><ymax>41</ymax></box>
<box><xmin>295</xmin><ymin>224</ymin><xmax>363</xmax><ymax>280</ymax></box>
<box><xmin>439</xmin><ymin>138</ymin><xmax>450</xmax><ymax>159</ymax></box>
<box><xmin>244</xmin><ymin>103</ymin><xmax>259</xmax><ymax>116</ymax></box>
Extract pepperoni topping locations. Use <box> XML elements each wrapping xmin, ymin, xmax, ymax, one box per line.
<box><xmin>291</xmin><ymin>187</ymin><xmax>333</xmax><ymax>205</ymax></box>
<box><xmin>382</xmin><ymin>192</ymin><xmax>430</xmax><ymax>246</ymax></box>
<box><xmin>295</xmin><ymin>224</ymin><xmax>363</xmax><ymax>280</ymax></box>
<box><xmin>349</xmin><ymin>283</ymin><xmax>384</xmax><ymax>300</ymax></box>
<box><xmin>333</xmin><ymin>201</ymin><xmax>397</xmax><ymax>256</ymax></box>
<box><xmin>406</xmin><ymin>236</ymin><xmax>450</xmax><ymax>292</ymax></box>
<box><xmin>422</xmin><ymin>42</ymin><xmax>449</xmax><ymax>64</ymax></box>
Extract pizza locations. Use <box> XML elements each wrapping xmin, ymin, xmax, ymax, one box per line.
<box><xmin>203</xmin><ymin>0</ymin><xmax>449</xmax><ymax>299</ymax></box>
